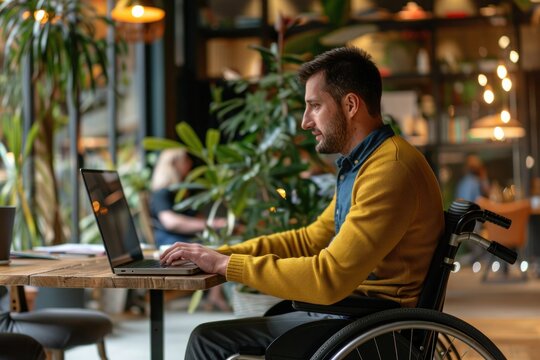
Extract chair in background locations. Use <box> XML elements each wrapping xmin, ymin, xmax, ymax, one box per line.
<box><xmin>476</xmin><ymin>196</ymin><xmax>531</xmax><ymax>282</ymax></box>
<box><xmin>2</xmin><ymin>286</ymin><xmax>113</xmax><ymax>360</ymax></box>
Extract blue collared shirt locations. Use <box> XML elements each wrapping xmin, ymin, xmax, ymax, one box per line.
<box><xmin>334</xmin><ymin>125</ymin><xmax>395</xmax><ymax>234</ymax></box>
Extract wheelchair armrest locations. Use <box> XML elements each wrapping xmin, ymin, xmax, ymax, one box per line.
<box><xmin>292</xmin><ymin>294</ymin><xmax>400</xmax><ymax>317</ymax></box>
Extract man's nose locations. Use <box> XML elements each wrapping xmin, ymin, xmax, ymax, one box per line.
<box><xmin>301</xmin><ymin>110</ymin><xmax>312</xmax><ymax>130</ymax></box>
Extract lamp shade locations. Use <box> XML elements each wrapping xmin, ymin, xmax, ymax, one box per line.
<box><xmin>468</xmin><ymin>114</ymin><xmax>525</xmax><ymax>140</ymax></box>
<box><xmin>111</xmin><ymin>0</ymin><xmax>165</xmax><ymax>24</ymax></box>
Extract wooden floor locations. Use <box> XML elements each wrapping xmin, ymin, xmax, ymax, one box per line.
<box><xmin>444</xmin><ymin>266</ymin><xmax>540</xmax><ymax>359</ymax></box>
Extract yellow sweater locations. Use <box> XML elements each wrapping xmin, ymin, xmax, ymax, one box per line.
<box><xmin>219</xmin><ymin>136</ymin><xmax>444</xmax><ymax>307</ymax></box>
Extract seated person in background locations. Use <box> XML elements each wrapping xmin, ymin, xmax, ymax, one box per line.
<box><xmin>150</xmin><ymin>148</ymin><xmax>230</xmax><ymax>311</ymax></box>
<box><xmin>455</xmin><ymin>154</ymin><xmax>491</xmax><ymax>264</ymax></box>
<box><xmin>160</xmin><ymin>46</ymin><xmax>445</xmax><ymax>359</ymax></box>
<box><xmin>150</xmin><ymin>148</ymin><xmax>227</xmax><ymax>247</ymax></box>
<box><xmin>455</xmin><ymin>154</ymin><xmax>490</xmax><ymax>202</ymax></box>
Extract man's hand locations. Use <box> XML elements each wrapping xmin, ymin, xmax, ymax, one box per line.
<box><xmin>160</xmin><ymin>243</ymin><xmax>230</xmax><ymax>276</ymax></box>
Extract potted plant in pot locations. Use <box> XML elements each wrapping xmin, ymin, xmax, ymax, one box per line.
<box><xmin>144</xmin><ymin>21</ymin><xmax>336</xmax><ymax>315</ymax></box>
<box><xmin>0</xmin><ymin>0</ymin><xmax>112</xmax><ymax>309</ymax></box>
<box><xmin>0</xmin><ymin>0</ymin><xmax>111</xmax><ymax>247</ymax></box>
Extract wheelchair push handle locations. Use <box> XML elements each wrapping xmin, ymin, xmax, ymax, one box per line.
<box><xmin>487</xmin><ymin>241</ymin><xmax>518</xmax><ymax>265</ymax></box>
<box><xmin>482</xmin><ymin>209</ymin><xmax>512</xmax><ymax>229</ymax></box>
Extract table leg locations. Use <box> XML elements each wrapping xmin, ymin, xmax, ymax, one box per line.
<box><xmin>9</xmin><ymin>286</ymin><xmax>28</xmax><ymax>312</ymax></box>
<box><xmin>150</xmin><ymin>289</ymin><xmax>164</xmax><ymax>360</ymax></box>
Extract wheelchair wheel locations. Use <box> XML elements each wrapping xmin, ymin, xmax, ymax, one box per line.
<box><xmin>310</xmin><ymin>308</ymin><xmax>506</xmax><ymax>360</ymax></box>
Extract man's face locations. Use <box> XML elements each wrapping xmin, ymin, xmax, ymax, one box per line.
<box><xmin>302</xmin><ymin>72</ymin><xmax>348</xmax><ymax>154</ymax></box>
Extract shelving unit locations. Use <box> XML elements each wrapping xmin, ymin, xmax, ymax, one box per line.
<box><xmin>177</xmin><ymin>0</ymin><xmax>537</xmax><ymax>200</ymax></box>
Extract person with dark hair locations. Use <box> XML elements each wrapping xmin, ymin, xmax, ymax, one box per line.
<box><xmin>161</xmin><ymin>47</ymin><xmax>444</xmax><ymax>359</ymax></box>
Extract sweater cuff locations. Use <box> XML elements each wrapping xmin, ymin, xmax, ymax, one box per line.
<box><xmin>226</xmin><ymin>254</ymin><xmax>246</xmax><ymax>282</ymax></box>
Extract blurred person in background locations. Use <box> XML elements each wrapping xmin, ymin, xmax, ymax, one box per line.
<box><xmin>150</xmin><ymin>148</ymin><xmax>230</xmax><ymax>311</ymax></box>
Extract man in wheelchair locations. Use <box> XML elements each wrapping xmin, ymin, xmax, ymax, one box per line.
<box><xmin>161</xmin><ymin>46</ymin><xmax>445</xmax><ymax>359</ymax></box>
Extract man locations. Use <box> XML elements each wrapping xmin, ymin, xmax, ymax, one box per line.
<box><xmin>161</xmin><ymin>46</ymin><xmax>444</xmax><ymax>359</ymax></box>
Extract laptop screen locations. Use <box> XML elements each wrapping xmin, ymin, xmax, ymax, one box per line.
<box><xmin>80</xmin><ymin>169</ymin><xmax>144</xmax><ymax>267</ymax></box>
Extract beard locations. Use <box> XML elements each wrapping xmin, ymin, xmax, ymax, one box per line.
<box><xmin>315</xmin><ymin>109</ymin><xmax>348</xmax><ymax>154</ymax></box>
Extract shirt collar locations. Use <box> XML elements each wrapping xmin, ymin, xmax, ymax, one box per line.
<box><xmin>336</xmin><ymin>124</ymin><xmax>394</xmax><ymax>170</ymax></box>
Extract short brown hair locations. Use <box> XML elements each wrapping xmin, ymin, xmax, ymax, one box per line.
<box><xmin>298</xmin><ymin>47</ymin><xmax>382</xmax><ymax>118</ymax></box>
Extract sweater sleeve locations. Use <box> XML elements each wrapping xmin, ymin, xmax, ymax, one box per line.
<box><xmin>225</xmin><ymin>160</ymin><xmax>419</xmax><ymax>304</ymax></box>
<box><xmin>218</xmin><ymin>196</ymin><xmax>336</xmax><ymax>258</ymax></box>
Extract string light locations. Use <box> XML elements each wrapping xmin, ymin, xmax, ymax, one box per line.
<box><xmin>493</xmin><ymin>126</ymin><xmax>505</xmax><ymax>140</ymax></box>
<box><xmin>502</xmin><ymin>77</ymin><xmax>512</xmax><ymax>92</ymax></box>
<box><xmin>483</xmin><ymin>87</ymin><xmax>495</xmax><ymax>104</ymax></box>
<box><xmin>497</xmin><ymin>64</ymin><xmax>507</xmax><ymax>79</ymax></box>
<box><xmin>478</xmin><ymin>74</ymin><xmax>488</xmax><ymax>86</ymax></box>
<box><xmin>509</xmin><ymin>50</ymin><xmax>519</xmax><ymax>63</ymax></box>
<box><xmin>501</xmin><ymin>110</ymin><xmax>511</xmax><ymax>123</ymax></box>
<box><xmin>498</xmin><ymin>35</ymin><xmax>510</xmax><ymax>49</ymax></box>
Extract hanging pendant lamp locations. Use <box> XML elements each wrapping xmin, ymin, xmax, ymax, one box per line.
<box><xmin>468</xmin><ymin>113</ymin><xmax>525</xmax><ymax>141</ymax></box>
<box><xmin>112</xmin><ymin>0</ymin><xmax>165</xmax><ymax>43</ymax></box>
<box><xmin>111</xmin><ymin>0</ymin><xmax>165</xmax><ymax>24</ymax></box>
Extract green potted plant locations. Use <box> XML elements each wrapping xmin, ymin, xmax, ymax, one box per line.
<box><xmin>0</xmin><ymin>0</ymin><xmax>111</xmax><ymax>247</ymax></box>
<box><xmin>144</xmin><ymin>19</ymin><xmax>336</xmax><ymax>314</ymax></box>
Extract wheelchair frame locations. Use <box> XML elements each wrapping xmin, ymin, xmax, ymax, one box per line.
<box><xmin>229</xmin><ymin>199</ymin><xmax>516</xmax><ymax>360</ymax></box>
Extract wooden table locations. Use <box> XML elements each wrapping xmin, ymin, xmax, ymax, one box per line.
<box><xmin>0</xmin><ymin>256</ymin><xmax>225</xmax><ymax>360</ymax></box>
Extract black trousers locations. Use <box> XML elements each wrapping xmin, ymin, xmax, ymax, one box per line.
<box><xmin>185</xmin><ymin>311</ymin><xmax>332</xmax><ymax>359</ymax></box>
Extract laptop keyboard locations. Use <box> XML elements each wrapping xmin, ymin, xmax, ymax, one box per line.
<box><xmin>126</xmin><ymin>259</ymin><xmax>163</xmax><ymax>268</ymax></box>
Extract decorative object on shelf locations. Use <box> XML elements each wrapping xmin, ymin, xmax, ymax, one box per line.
<box><xmin>396</xmin><ymin>2</ymin><xmax>431</xmax><ymax>20</ymax></box>
<box><xmin>434</xmin><ymin>0</ymin><xmax>476</xmax><ymax>18</ymax></box>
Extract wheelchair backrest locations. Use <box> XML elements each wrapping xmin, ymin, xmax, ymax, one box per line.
<box><xmin>416</xmin><ymin>199</ymin><xmax>480</xmax><ymax>311</ymax></box>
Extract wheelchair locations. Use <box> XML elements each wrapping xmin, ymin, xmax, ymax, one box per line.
<box><xmin>229</xmin><ymin>199</ymin><xmax>516</xmax><ymax>360</ymax></box>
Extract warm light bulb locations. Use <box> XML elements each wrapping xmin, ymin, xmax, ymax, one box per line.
<box><xmin>496</xmin><ymin>64</ymin><xmax>507</xmax><ymax>79</ymax></box>
<box><xmin>510</xmin><ymin>50</ymin><xmax>519</xmax><ymax>63</ymax></box>
<box><xmin>483</xmin><ymin>88</ymin><xmax>494</xmax><ymax>104</ymax></box>
<box><xmin>131</xmin><ymin>5</ymin><xmax>145</xmax><ymax>18</ymax></box>
<box><xmin>498</xmin><ymin>35</ymin><xmax>510</xmax><ymax>49</ymax></box>
<box><xmin>502</xmin><ymin>77</ymin><xmax>512</xmax><ymax>92</ymax></box>
<box><xmin>493</xmin><ymin>127</ymin><xmax>505</xmax><ymax>141</ymax></box>
<box><xmin>34</xmin><ymin>9</ymin><xmax>48</xmax><ymax>22</ymax></box>
<box><xmin>478</xmin><ymin>74</ymin><xmax>488</xmax><ymax>86</ymax></box>
<box><xmin>526</xmin><ymin>155</ymin><xmax>535</xmax><ymax>169</ymax></box>
<box><xmin>501</xmin><ymin>110</ymin><xmax>511</xmax><ymax>123</ymax></box>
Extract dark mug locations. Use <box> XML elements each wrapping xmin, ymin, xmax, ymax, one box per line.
<box><xmin>0</xmin><ymin>206</ymin><xmax>16</xmax><ymax>264</ymax></box>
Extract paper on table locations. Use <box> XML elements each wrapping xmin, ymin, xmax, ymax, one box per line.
<box><xmin>33</xmin><ymin>243</ymin><xmax>106</xmax><ymax>256</ymax></box>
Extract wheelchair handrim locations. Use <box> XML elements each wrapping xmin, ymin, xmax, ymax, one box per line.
<box><xmin>329</xmin><ymin>320</ymin><xmax>497</xmax><ymax>360</ymax></box>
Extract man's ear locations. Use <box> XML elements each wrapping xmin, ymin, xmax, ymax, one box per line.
<box><xmin>343</xmin><ymin>93</ymin><xmax>360</xmax><ymax>118</ymax></box>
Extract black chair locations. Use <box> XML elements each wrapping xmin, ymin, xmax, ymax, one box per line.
<box><xmin>1</xmin><ymin>286</ymin><xmax>113</xmax><ymax>360</ymax></box>
<box><xmin>0</xmin><ymin>332</ymin><xmax>46</xmax><ymax>360</ymax></box>
<box><xmin>229</xmin><ymin>200</ymin><xmax>515</xmax><ymax>360</ymax></box>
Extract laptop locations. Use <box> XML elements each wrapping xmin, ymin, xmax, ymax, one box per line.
<box><xmin>80</xmin><ymin>169</ymin><xmax>200</xmax><ymax>275</ymax></box>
